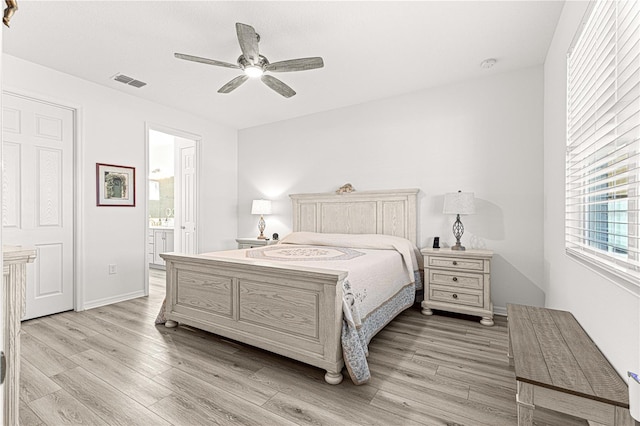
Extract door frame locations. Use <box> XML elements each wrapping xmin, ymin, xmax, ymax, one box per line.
<box><xmin>1</xmin><ymin>87</ymin><xmax>82</xmax><ymax>312</ymax></box>
<box><xmin>1</xmin><ymin>34</ymin><xmax>4</xmax><ymax>419</ymax></box>
<box><xmin>144</xmin><ymin>122</ymin><xmax>201</xmax><ymax>296</ymax></box>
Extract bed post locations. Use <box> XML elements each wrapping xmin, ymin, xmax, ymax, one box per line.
<box><xmin>163</xmin><ymin>259</ymin><xmax>178</xmax><ymax>328</ymax></box>
<box><xmin>323</xmin><ymin>276</ymin><xmax>346</xmax><ymax>385</ymax></box>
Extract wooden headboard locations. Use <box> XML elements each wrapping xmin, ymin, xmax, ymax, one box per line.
<box><xmin>290</xmin><ymin>188</ymin><xmax>419</xmax><ymax>245</ymax></box>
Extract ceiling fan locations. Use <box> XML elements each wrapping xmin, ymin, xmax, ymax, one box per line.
<box><xmin>175</xmin><ymin>23</ymin><xmax>324</xmax><ymax>98</ymax></box>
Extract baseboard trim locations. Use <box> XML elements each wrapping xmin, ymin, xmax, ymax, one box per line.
<box><xmin>82</xmin><ymin>290</ymin><xmax>146</xmax><ymax>311</ymax></box>
<box><xmin>494</xmin><ymin>305</ymin><xmax>507</xmax><ymax>316</ymax></box>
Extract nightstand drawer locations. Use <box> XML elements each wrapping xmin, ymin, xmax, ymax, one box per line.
<box><xmin>428</xmin><ymin>256</ymin><xmax>485</xmax><ymax>272</ymax></box>
<box><xmin>430</xmin><ymin>287</ymin><xmax>483</xmax><ymax>307</ymax></box>
<box><xmin>428</xmin><ymin>270</ymin><xmax>483</xmax><ymax>290</ymax></box>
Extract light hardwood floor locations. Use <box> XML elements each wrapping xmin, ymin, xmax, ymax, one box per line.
<box><xmin>18</xmin><ymin>269</ymin><xmax>586</xmax><ymax>425</ymax></box>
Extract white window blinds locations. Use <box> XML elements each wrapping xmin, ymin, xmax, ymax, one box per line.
<box><xmin>566</xmin><ymin>0</ymin><xmax>639</xmax><ymax>284</ymax></box>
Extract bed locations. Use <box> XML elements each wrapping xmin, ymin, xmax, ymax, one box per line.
<box><xmin>158</xmin><ymin>188</ymin><xmax>421</xmax><ymax>385</ymax></box>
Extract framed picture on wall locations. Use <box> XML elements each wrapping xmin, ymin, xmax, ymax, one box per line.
<box><xmin>96</xmin><ymin>163</ymin><xmax>136</xmax><ymax>206</ymax></box>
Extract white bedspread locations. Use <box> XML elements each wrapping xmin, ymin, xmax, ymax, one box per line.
<box><xmin>279</xmin><ymin>232</ymin><xmax>422</xmax><ymax>279</ymax></box>
<box><xmin>277</xmin><ymin>232</ymin><xmax>422</xmax><ymax>324</ymax></box>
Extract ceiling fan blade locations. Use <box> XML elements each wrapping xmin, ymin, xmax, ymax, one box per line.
<box><xmin>266</xmin><ymin>57</ymin><xmax>324</xmax><ymax>73</ymax></box>
<box><xmin>218</xmin><ymin>75</ymin><xmax>249</xmax><ymax>94</ymax></box>
<box><xmin>174</xmin><ymin>53</ymin><xmax>239</xmax><ymax>69</ymax></box>
<box><xmin>261</xmin><ymin>75</ymin><xmax>296</xmax><ymax>98</ymax></box>
<box><xmin>236</xmin><ymin>23</ymin><xmax>260</xmax><ymax>65</ymax></box>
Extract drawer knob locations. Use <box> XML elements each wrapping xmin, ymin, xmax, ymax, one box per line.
<box><xmin>452</xmin><ymin>277</ymin><xmax>458</xmax><ymax>282</ymax></box>
<box><xmin>452</xmin><ymin>294</ymin><xmax>458</xmax><ymax>299</ymax></box>
<box><xmin>452</xmin><ymin>261</ymin><xmax>458</xmax><ymax>266</ymax></box>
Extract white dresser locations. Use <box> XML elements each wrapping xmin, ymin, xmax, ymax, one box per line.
<box><xmin>3</xmin><ymin>246</ymin><xmax>36</xmax><ymax>425</ymax></box>
<box><xmin>421</xmin><ymin>247</ymin><xmax>494</xmax><ymax>326</ymax></box>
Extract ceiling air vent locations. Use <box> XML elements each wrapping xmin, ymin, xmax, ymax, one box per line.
<box><xmin>112</xmin><ymin>73</ymin><xmax>147</xmax><ymax>88</ymax></box>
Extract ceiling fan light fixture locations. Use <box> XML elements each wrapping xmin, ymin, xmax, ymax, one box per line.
<box><xmin>244</xmin><ymin>65</ymin><xmax>264</xmax><ymax>78</ymax></box>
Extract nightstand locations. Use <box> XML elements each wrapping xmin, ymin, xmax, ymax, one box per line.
<box><xmin>421</xmin><ymin>247</ymin><xmax>494</xmax><ymax>326</ymax></box>
<box><xmin>236</xmin><ymin>238</ymin><xmax>278</xmax><ymax>249</ymax></box>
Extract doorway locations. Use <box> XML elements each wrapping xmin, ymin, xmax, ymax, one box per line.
<box><xmin>145</xmin><ymin>125</ymin><xmax>199</xmax><ymax>294</ymax></box>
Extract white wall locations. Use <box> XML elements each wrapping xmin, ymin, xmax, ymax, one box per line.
<box><xmin>544</xmin><ymin>2</ymin><xmax>639</xmax><ymax>379</ymax></box>
<box><xmin>238</xmin><ymin>66</ymin><xmax>545</xmax><ymax>313</ymax></box>
<box><xmin>2</xmin><ymin>54</ymin><xmax>238</xmax><ymax>309</ymax></box>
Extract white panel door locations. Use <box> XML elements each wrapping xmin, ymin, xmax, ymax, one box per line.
<box><xmin>175</xmin><ymin>139</ymin><xmax>197</xmax><ymax>254</ymax></box>
<box><xmin>2</xmin><ymin>93</ymin><xmax>74</xmax><ymax>320</ymax></box>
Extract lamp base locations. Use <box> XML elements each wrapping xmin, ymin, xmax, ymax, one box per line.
<box><xmin>256</xmin><ymin>215</ymin><xmax>266</xmax><ymax>240</ymax></box>
<box><xmin>451</xmin><ymin>214</ymin><xmax>466</xmax><ymax>251</ymax></box>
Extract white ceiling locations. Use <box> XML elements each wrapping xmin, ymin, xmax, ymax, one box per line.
<box><xmin>3</xmin><ymin>1</ymin><xmax>564</xmax><ymax>130</ymax></box>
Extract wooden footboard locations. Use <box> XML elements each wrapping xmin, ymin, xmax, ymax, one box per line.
<box><xmin>160</xmin><ymin>252</ymin><xmax>348</xmax><ymax>384</ymax></box>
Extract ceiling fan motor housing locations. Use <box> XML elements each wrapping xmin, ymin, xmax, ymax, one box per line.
<box><xmin>238</xmin><ymin>55</ymin><xmax>269</xmax><ymax>72</ymax></box>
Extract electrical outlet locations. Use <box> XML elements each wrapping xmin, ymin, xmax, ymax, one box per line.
<box><xmin>108</xmin><ymin>264</ymin><xmax>117</xmax><ymax>274</ymax></box>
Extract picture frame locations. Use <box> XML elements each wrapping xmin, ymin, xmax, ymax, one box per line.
<box><xmin>96</xmin><ymin>163</ymin><xmax>136</xmax><ymax>206</ymax></box>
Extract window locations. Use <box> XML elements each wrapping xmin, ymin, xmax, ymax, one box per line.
<box><xmin>566</xmin><ymin>0</ymin><xmax>639</xmax><ymax>284</ymax></box>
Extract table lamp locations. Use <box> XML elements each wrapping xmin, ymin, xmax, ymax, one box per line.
<box><xmin>251</xmin><ymin>199</ymin><xmax>272</xmax><ymax>240</ymax></box>
<box><xmin>443</xmin><ymin>191</ymin><xmax>475</xmax><ymax>251</ymax></box>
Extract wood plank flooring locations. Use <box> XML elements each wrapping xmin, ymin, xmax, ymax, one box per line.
<box><xmin>19</xmin><ymin>269</ymin><xmax>587</xmax><ymax>425</ymax></box>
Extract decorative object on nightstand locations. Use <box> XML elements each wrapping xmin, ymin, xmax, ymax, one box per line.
<box><xmin>421</xmin><ymin>247</ymin><xmax>494</xmax><ymax>326</ymax></box>
<box><xmin>443</xmin><ymin>190</ymin><xmax>475</xmax><ymax>251</ymax></box>
<box><xmin>251</xmin><ymin>199</ymin><xmax>272</xmax><ymax>240</ymax></box>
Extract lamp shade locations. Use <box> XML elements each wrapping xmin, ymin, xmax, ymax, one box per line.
<box><xmin>443</xmin><ymin>191</ymin><xmax>475</xmax><ymax>215</ymax></box>
<box><xmin>251</xmin><ymin>199</ymin><xmax>272</xmax><ymax>215</ymax></box>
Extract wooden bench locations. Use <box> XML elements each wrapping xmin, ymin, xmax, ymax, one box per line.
<box><xmin>507</xmin><ymin>304</ymin><xmax>637</xmax><ymax>426</ymax></box>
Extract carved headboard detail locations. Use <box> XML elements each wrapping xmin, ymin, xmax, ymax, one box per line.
<box><xmin>290</xmin><ymin>188</ymin><xmax>419</xmax><ymax>245</ymax></box>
